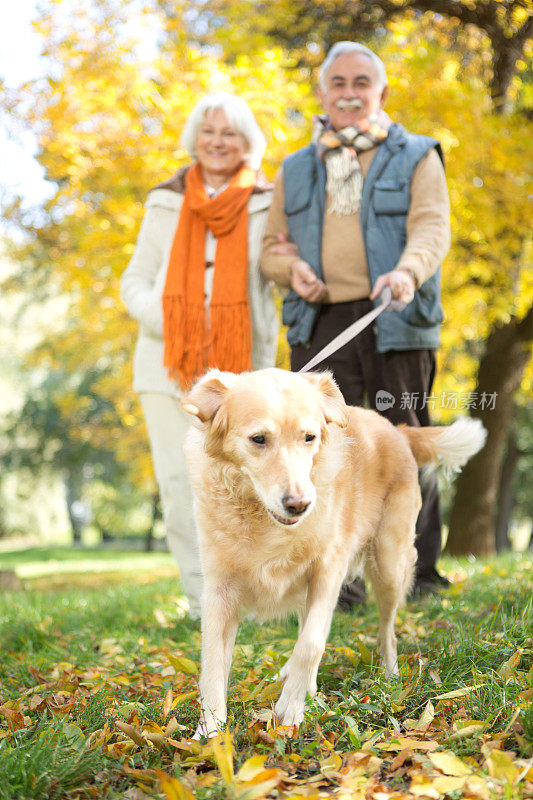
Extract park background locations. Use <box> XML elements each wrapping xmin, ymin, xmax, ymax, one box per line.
<box><xmin>0</xmin><ymin>0</ymin><xmax>532</xmax><ymax>559</ymax></box>
<box><xmin>0</xmin><ymin>3</ymin><xmax>532</xmax><ymax>799</ymax></box>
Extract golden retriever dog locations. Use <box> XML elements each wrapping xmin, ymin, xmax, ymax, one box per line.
<box><xmin>182</xmin><ymin>368</ymin><xmax>486</xmax><ymax>737</ymax></box>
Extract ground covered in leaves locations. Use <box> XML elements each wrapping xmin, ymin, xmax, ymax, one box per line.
<box><xmin>0</xmin><ymin>547</ymin><xmax>531</xmax><ymax>799</ymax></box>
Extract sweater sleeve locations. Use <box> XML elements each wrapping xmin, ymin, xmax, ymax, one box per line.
<box><xmin>395</xmin><ymin>148</ymin><xmax>451</xmax><ymax>287</ymax></box>
<box><xmin>260</xmin><ymin>168</ymin><xmax>295</xmax><ymax>288</ymax></box>
<box><xmin>120</xmin><ymin>196</ymin><xmax>178</xmax><ymax>337</ymax></box>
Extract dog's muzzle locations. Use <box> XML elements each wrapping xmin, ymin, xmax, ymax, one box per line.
<box><xmin>267</xmin><ymin>494</ymin><xmax>312</xmax><ymax>527</ymax></box>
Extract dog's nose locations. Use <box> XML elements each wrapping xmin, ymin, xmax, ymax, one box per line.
<box><xmin>282</xmin><ymin>494</ymin><xmax>311</xmax><ymax>517</ymax></box>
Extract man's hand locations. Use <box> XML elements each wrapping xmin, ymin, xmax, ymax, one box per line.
<box><xmin>268</xmin><ymin>233</ymin><xmax>299</xmax><ymax>257</ymax></box>
<box><xmin>290</xmin><ymin>259</ymin><xmax>327</xmax><ymax>303</ymax></box>
<box><xmin>370</xmin><ymin>269</ymin><xmax>416</xmax><ymax>305</ymax></box>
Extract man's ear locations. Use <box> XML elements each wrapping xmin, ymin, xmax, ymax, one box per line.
<box><xmin>301</xmin><ymin>371</ymin><xmax>348</xmax><ymax>428</ymax></box>
<box><xmin>380</xmin><ymin>85</ymin><xmax>389</xmax><ymax>107</ymax></box>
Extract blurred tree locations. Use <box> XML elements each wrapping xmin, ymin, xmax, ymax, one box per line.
<box><xmin>495</xmin><ymin>403</ymin><xmax>533</xmax><ymax>551</ymax></box>
<box><xmin>1</xmin><ymin>0</ymin><xmax>313</xmax><ymax>541</ymax></box>
<box><xmin>201</xmin><ymin>0</ymin><xmax>532</xmax><ymax>111</ymax></box>
<box><xmin>1</xmin><ymin>368</ymin><xmax>131</xmax><ymax>542</ymax></box>
<box><xmin>2</xmin><ymin>0</ymin><xmax>531</xmax><ymax>554</ymax></box>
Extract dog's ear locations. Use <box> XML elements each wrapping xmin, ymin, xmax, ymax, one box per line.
<box><xmin>182</xmin><ymin>370</ymin><xmax>235</xmax><ymax>425</ymax></box>
<box><xmin>301</xmin><ymin>371</ymin><xmax>348</xmax><ymax>428</ymax></box>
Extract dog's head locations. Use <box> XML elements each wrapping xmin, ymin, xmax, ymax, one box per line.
<box><xmin>183</xmin><ymin>368</ymin><xmax>348</xmax><ymax>528</ymax></box>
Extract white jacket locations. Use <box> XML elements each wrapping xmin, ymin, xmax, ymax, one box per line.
<box><xmin>121</xmin><ymin>186</ymin><xmax>279</xmax><ymax>396</ymax></box>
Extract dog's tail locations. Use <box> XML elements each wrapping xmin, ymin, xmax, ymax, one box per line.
<box><xmin>400</xmin><ymin>418</ymin><xmax>487</xmax><ymax>477</ymax></box>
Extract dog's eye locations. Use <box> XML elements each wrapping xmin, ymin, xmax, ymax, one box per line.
<box><xmin>250</xmin><ymin>434</ymin><xmax>266</xmax><ymax>445</ymax></box>
<box><xmin>305</xmin><ymin>433</ymin><xmax>316</xmax><ymax>443</ymax></box>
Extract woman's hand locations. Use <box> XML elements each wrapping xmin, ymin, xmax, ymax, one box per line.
<box><xmin>268</xmin><ymin>233</ymin><xmax>300</xmax><ymax>257</ymax></box>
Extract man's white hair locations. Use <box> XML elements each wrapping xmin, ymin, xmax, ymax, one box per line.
<box><xmin>319</xmin><ymin>42</ymin><xmax>388</xmax><ymax>91</ymax></box>
<box><xmin>181</xmin><ymin>92</ymin><xmax>266</xmax><ymax>171</ymax></box>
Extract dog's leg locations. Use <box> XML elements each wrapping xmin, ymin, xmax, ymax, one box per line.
<box><xmin>195</xmin><ymin>582</ymin><xmax>239</xmax><ymax>739</ymax></box>
<box><xmin>365</xmin><ymin>488</ymin><xmax>418</xmax><ymax>677</ymax></box>
<box><xmin>276</xmin><ymin>607</ymin><xmax>305</xmax><ymax>682</ymax></box>
<box><xmin>275</xmin><ymin>562</ymin><xmax>346</xmax><ymax>726</ymax></box>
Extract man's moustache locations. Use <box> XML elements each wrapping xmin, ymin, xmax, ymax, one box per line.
<box><xmin>336</xmin><ymin>99</ymin><xmax>363</xmax><ymax>110</ymax></box>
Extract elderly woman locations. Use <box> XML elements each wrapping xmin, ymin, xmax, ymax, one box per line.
<box><xmin>121</xmin><ymin>93</ymin><xmax>278</xmax><ymax>619</ymax></box>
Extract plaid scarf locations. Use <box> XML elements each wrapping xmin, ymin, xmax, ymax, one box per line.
<box><xmin>314</xmin><ymin>111</ymin><xmax>392</xmax><ymax>215</ymax></box>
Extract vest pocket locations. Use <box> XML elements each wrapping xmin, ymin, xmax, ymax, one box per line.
<box><xmin>407</xmin><ymin>281</ymin><xmax>444</xmax><ymax>327</ymax></box>
<box><xmin>373</xmin><ymin>179</ymin><xmax>409</xmax><ymax>215</ymax></box>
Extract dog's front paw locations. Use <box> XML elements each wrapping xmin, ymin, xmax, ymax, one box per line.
<box><xmin>193</xmin><ymin>721</ymin><xmax>224</xmax><ymax>740</ymax></box>
<box><xmin>275</xmin><ymin>656</ymin><xmax>292</xmax><ymax>682</ymax></box>
<box><xmin>274</xmin><ymin>680</ymin><xmax>306</xmax><ymax>727</ymax></box>
<box><xmin>193</xmin><ymin>710</ymin><xmax>226</xmax><ymax>740</ymax></box>
<box><xmin>275</xmin><ymin>658</ymin><xmax>316</xmax><ymax>698</ymax></box>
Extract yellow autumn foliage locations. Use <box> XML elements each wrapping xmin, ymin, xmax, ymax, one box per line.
<box><xmin>3</xmin><ymin>0</ymin><xmax>531</xmax><ymax>495</ymax></box>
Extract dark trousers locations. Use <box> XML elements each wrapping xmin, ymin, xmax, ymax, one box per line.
<box><xmin>291</xmin><ymin>299</ymin><xmax>442</xmax><ymax>577</ymax></box>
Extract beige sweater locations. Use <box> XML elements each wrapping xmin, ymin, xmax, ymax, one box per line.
<box><xmin>261</xmin><ymin>147</ymin><xmax>450</xmax><ymax>302</ymax></box>
<box><xmin>121</xmin><ymin>187</ymin><xmax>278</xmax><ymax>396</ymax></box>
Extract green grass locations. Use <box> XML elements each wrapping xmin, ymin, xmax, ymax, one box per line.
<box><xmin>0</xmin><ymin>721</ymin><xmax>109</xmax><ymax>800</ymax></box>
<box><xmin>0</xmin><ymin>547</ymin><xmax>531</xmax><ymax>799</ymax></box>
<box><xmin>0</xmin><ymin>544</ymin><xmax>174</xmax><ymax>579</ymax></box>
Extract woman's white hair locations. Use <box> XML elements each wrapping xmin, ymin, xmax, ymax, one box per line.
<box><xmin>319</xmin><ymin>42</ymin><xmax>388</xmax><ymax>91</ymax></box>
<box><xmin>181</xmin><ymin>92</ymin><xmax>266</xmax><ymax>171</ymax></box>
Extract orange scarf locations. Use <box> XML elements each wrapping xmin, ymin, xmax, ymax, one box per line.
<box><xmin>163</xmin><ymin>162</ymin><xmax>256</xmax><ymax>388</ymax></box>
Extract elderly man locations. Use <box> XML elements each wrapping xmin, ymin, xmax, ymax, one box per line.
<box><xmin>261</xmin><ymin>41</ymin><xmax>451</xmax><ymax>603</ymax></box>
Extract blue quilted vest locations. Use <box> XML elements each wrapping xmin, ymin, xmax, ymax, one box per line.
<box><xmin>281</xmin><ymin>123</ymin><xmax>444</xmax><ymax>352</ymax></box>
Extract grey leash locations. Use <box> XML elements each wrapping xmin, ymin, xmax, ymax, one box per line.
<box><xmin>298</xmin><ymin>286</ymin><xmax>407</xmax><ymax>374</ymax></box>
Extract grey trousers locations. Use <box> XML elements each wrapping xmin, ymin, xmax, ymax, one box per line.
<box><xmin>140</xmin><ymin>393</ymin><xmax>203</xmax><ymax>618</ymax></box>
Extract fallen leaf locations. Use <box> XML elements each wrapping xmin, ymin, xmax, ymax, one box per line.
<box><xmin>63</xmin><ymin>722</ymin><xmax>86</xmax><ymax>751</ymax></box>
<box><xmin>428</xmin><ymin>750</ymin><xmax>472</xmax><ymax>776</ymax></box>
<box><xmin>429</xmin><ymin>669</ymin><xmax>442</xmax><ymax>686</ymax></box>
<box><xmin>0</xmin><ymin>707</ymin><xmax>28</xmax><ymax>731</ymax></box>
<box><xmin>154</xmin><ymin>609</ymin><xmax>171</xmax><ymax>627</ymax></box>
<box><xmin>29</xmin><ymin>694</ymin><xmax>47</xmax><ymax>711</ymax></box>
<box><xmin>115</xmin><ymin>720</ymin><xmax>145</xmax><ymax>747</ymax></box>
<box><xmin>432</xmin><ymin>775</ymin><xmax>468</xmax><ymax>793</ymax></box>
<box><xmin>389</xmin><ymin>748</ymin><xmax>413</xmax><ymax>771</ymax></box>
<box><xmin>158</xmin><ymin>772</ymin><xmax>196</xmax><ymax>800</ymax></box>
<box><xmin>433</xmin><ymin>685</ymin><xmax>485</xmax><ymax>700</ymax></box>
<box><xmin>211</xmin><ymin>730</ymin><xmax>234</xmax><ymax>787</ymax></box>
<box><xmin>486</xmin><ymin>749</ymin><xmax>519</xmax><ymax>784</ymax></box>
<box><xmin>254</xmin><ymin>681</ymin><xmax>284</xmax><ymax>703</ymax></box>
<box><xmin>320</xmin><ymin>751</ymin><xmax>342</xmax><ymax>778</ymax></box>
<box><xmin>416</xmin><ymin>700</ymin><xmax>435</xmax><ymax>731</ymax></box>
<box><xmin>445</xmin><ymin>723</ymin><xmax>484</xmax><ymax>741</ymax></box>
<box><xmin>237</xmin><ymin>755</ymin><xmax>267</xmax><ymax>782</ymax></box>
<box><xmin>144</xmin><ymin>731</ymin><xmax>171</xmax><ymax>753</ymax></box>
<box><xmin>171</xmin><ymin>690</ymin><xmax>199</xmax><ymax>708</ymax></box>
<box><xmin>166</xmin><ymin>654</ymin><xmax>199</xmax><ymax>676</ymax></box>
<box><xmin>248</xmin><ymin>709</ymin><xmax>275</xmax><ymax>726</ymax></box>
<box><xmin>357</xmin><ymin>636</ymin><xmax>374</xmax><ymax>666</ymax></box>
<box><xmin>235</xmin><ymin>768</ymin><xmax>282</xmax><ymax>800</ymax></box>
<box><xmin>464</xmin><ymin>774</ymin><xmax>490</xmax><ymax>799</ymax></box>
<box><xmin>164</xmin><ymin>717</ymin><xmax>184</xmax><ymax>737</ymax></box>
<box><xmin>142</xmin><ymin>720</ymin><xmax>165</xmax><ymax>735</ymax></box>
<box><xmin>378</xmin><ymin>737</ymin><xmax>439</xmax><ymax>752</ymax></box>
<box><xmin>409</xmin><ymin>775</ymin><xmax>441</xmax><ymax>799</ymax></box>
<box><xmin>498</xmin><ymin>649</ymin><xmax>522</xmax><ymax>679</ymax></box>
<box><xmin>162</xmin><ymin>687</ymin><xmax>173</xmax><ymax>716</ymax></box>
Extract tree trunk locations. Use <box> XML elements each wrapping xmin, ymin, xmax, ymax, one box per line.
<box><xmin>446</xmin><ymin>307</ymin><xmax>533</xmax><ymax>556</ymax></box>
<box><xmin>494</xmin><ymin>426</ymin><xmax>519</xmax><ymax>552</ymax></box>
<box><xmin>144</xmin><ymin>492</ymin><xmax>161</xmax><ymax>552</ymax></box>
<box><xmin>64</xmin><ymin>473</ymin><xmax>84</xmax><ymax>545</ymax></box>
